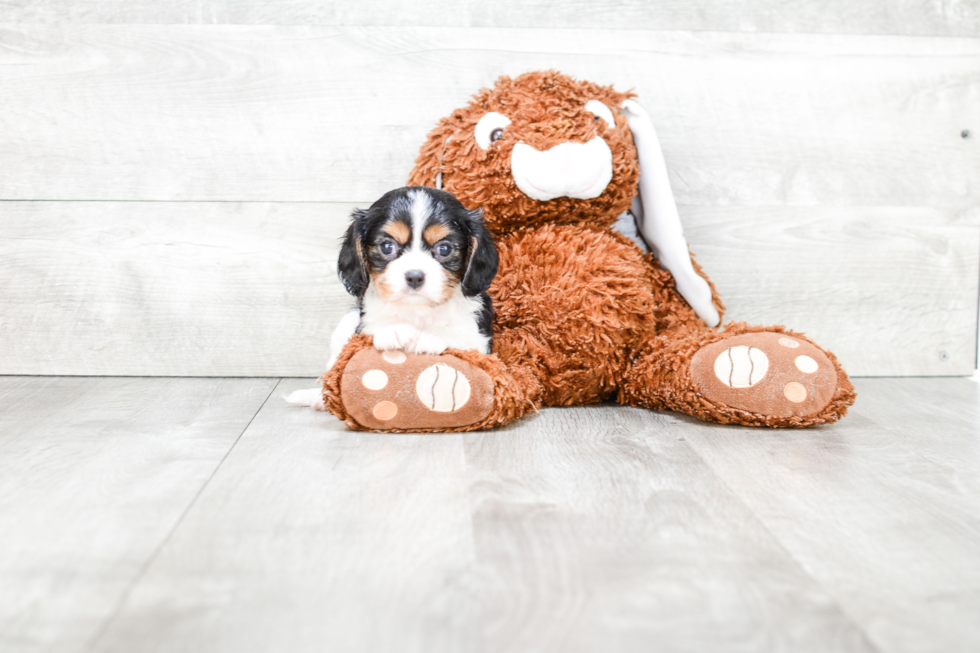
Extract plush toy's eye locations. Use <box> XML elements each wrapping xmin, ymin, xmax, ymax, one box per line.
<box><xmin>475</xmin><ymin>112</ymin><xmax>512</xmax><ymax>150</ymax></box>
<box><xmin>585</xmin><ymin>100</ymin><xmax>615</xmax><ymax>128</ymax></box>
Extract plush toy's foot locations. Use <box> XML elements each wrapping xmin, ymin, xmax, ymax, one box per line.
<box><xmin>338</xmin><ymin>347</ymin><xmax>494</xmax><ymax>430</ymax></box>
<box><xmin>620</xmin><ymin>325</ymin><xmax>856</xmax><ymax>427</ymax></box>
<box><xmin>688</xmin><ymin>331</ymin><xmax>845</xmax><ymax>423</ymax></box>
<box><xmin>322</xmin><ymin>334</ymin><xmax>540</xmax><ymax>432</ymax></box>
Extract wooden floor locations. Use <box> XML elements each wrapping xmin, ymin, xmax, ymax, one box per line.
<box><xmin>1</xmin><ymin>376</ymin><xmax>978</xmax><ymax>653</ymax></box>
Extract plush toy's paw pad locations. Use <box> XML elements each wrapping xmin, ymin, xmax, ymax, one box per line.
<box><xmin>690</xmin><ymin>332</ymin><xmax>838</xmax><ymax>418</ymax></box>
<box><xmin>339</xmin><ymin>348</ymin><xmax>494</xmax><ymax>430</ymax></box>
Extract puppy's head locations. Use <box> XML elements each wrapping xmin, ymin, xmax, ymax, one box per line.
<box><xmin>338</xmin><ymin>186</ymin><xmax>498</xmax><ymax>305</ymax></box>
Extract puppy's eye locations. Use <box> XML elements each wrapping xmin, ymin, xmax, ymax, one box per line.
<box><xmin>380</xmin><ymin>241</ymin><xmax>395</xmax><ymax>256</ymax></box>
<box><xmin>435</xmin><ymin>242</ymin><xmax>453</xmax><ymax>258</ymax></box>
<box><xmin>475</xmin><ymin>112</ymin><xmax>512</xmax><ymax>150</ymax></box>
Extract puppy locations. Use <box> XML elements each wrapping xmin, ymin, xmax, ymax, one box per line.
<box><xmin>286</xmin><ymin>186</ymin><xmax>498</xmax><ymax>409</ymax></box>
<box><xmin>339</xmin><ymin>185</ymin><xmax>498</xmax><ymax>356</ymax></box>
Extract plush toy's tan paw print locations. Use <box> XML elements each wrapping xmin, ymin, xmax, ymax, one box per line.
<box><xmin>339</xmin><ymin>348</ymin><xmax>494</xmax><ymax>431</ymax></box>
<box><xmin>690</xmin><ymin>332</ymin><xmax>838</xmax><ymax>418</ymax></box>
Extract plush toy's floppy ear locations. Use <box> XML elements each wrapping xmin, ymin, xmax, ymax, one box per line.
<box><xmin>338</xmin><ymin>211</ymin><xmax>370</xmax><ymax>298</ymax></box>
<box><xmin>621</xmin><ymin>99</ymin><xmax>721</xmax><ymax>327</ymax></box>
<box><xmin>461</xmin><ymin>209</ymin><xmax>499</xmax><ymax>297</ymax></box>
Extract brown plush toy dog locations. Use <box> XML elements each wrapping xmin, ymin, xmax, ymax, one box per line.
<box><xmin>323</xmin><ymin>70</ymin><xmax>856</xmax><ymax>431</ymax></box>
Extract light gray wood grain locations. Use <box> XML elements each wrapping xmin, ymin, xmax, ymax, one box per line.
<box><xmin>1</xmin><ymin>0</ymin><xmax>977</xmax><ymax>37</ymax></box>
<box><xmin>0</xmin><ymin>376</ymin><xmax>277</xmax><ymax>653</ymax></box>
<box><xmin>0</xmin><ymin>201</ymin><xmax>352</xmax><ymax>376</ymax></box>
<box><xmin>1</xmin><ymin>201</ymin><xmax>974</xmax><ymax>377</ymax></box>
<box><xmin>89</xmin><ymin>379</ymin><xmax>880</xmax><ymax>653</ymax></box>
<box><xmin>679</xmin><ymin>377</ymin><xmax>980</xmax><ymax>653</ymax></box>
<box><xmin>89</xmin><ymin>378</ymin><xmax>482</xmax><ymax>653</ymax></box>
<box><xmin>462</xmin><ymin>404</ymin><xmax>877</xmax><ymax>653</ymax></box>
<box><xmin>685</xmin><ymin>205</ymin><xmax>980</xmax><ymax>377</ymax></box>
<box><xmin>0</xmin><ymin>26</ymin><xmax>976</xmax><ymax>207</ymax></box>
<box><xmin>4</xmin><ymin>376</ymin><xmax>979</xmax><ymax>651</ymax></box>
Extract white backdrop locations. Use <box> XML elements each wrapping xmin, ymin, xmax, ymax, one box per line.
<box><xmin>0</xmin><ymin>2</ymin><xmax>977</xmax><ymax>377</ymax></box>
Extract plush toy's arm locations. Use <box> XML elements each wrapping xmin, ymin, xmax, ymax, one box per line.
<box><xmin>621</xmin><ymin>100</ymin><xmax>721</xmax><ymax>328</ymax></box>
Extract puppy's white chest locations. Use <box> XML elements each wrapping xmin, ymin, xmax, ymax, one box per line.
<box><xmin>361</xmin><ymin>286</ymin><xmax>488</xmax><ymax>354</ymax></box>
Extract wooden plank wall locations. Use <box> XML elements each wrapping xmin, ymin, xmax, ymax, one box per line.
<box><xmin>0</xmin><ymin>3</ymin><xmax>977</xmax><ymax>377</ymax></box>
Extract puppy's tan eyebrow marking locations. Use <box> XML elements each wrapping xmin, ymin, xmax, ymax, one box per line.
<box><xmin>384</xmin><ymin>221</ymin><xmax>411</xmax><ymax>245</ymax></box>
<box><xmin>423</xmin><ymin>224</ymin><xmax>451</xmax><ymax>245</ymax></box>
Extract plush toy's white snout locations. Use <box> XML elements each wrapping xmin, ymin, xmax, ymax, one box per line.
<box><xmin>511</xmin><ymin>138</ymin><xmax>613</xmax><ymax>202</ymax></box>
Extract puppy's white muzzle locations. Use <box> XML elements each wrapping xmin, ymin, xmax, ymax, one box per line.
<box><xmin>383</xmin><ymin>250</ymin><xmax>447</xmax><ymax>305</ymax></box>
<box><xmin>511</xmin><ymin>137</ymin><xmax>613</xmax><ymax>201</ymax></box>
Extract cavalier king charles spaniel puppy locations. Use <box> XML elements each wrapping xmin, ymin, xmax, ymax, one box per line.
<box><xmin>286</xmin><ymin>186</ymin><xmax>498</xmax><ymax>409</ymax></box>
<box><xmin>338</xmin><ymin>185</ymin><xmax>498</xmax><ymax>357</ymax></box>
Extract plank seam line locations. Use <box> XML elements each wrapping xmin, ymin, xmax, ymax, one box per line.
<box><xmin>675</xmin><ymin>434</ymin><xmax>886</xmax><ymax>653</ymax></box>
<box><xmin>0</xmin><ymin>23</ymin><xmax>974</xmax><ymax>39</ymax></box>
<box><xmin>81</xmin><ymin>378</ymin><xmax>283</xmax><ymax>653</ymax></box>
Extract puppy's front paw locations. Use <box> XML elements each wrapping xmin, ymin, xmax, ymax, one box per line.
<box><xmin>371</xmin><ymin>324</ymin><xmax>420</xmax><ymax>351</ymax></box>
<box><xmin>412</xmin><ymin>333</ymin><xmax>448</xmax><ymax>355</ymax></box>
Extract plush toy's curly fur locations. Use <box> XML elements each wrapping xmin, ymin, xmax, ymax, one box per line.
<box><xmin>408</xmin><ymin>73</ymin><xmax>639</xmax><ymax>233</ymax></box>
<box><xmin>324</xmin><ymin>70</ymin><xmax>856</xmax><ymax>430</ymax></box>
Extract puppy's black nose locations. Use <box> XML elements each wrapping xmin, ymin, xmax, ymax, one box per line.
<box><xmin>405</xmin><ymin>270</ymin><xmax>425</xmax><ymax>289</ymax></box>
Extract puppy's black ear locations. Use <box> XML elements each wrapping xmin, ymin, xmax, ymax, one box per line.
<box><xmin>338</xmin><ymin>211</ymin><xmax>370</xmax><ymax>298</ymax></box>
<box><xmin>461</xmin><ymin>209</ymin><xmax>499</xmax><ymax>297</ymax></box>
